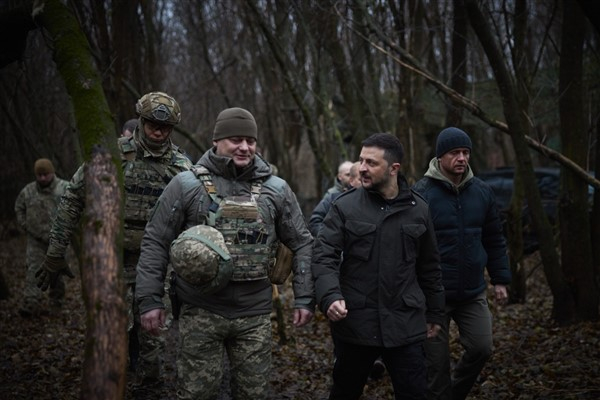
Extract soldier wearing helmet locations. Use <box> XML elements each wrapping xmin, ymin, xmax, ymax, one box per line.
<box><xmin>136</xmin><ymin>107</ymin><xmax>315</xmax><ymax>399</ymax></box>
<box><xmin>36</xmin><ymin>92</ymin><xmax>193</xmax><ymax>388</ymax></box>
<box><xmin>135</xmin><ymin>91</ymin><xmax>181</xmax><ymax>156</ymax></box>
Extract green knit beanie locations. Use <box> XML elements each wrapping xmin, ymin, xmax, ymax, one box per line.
<box><xmin>213</xmin><ymin>107</ymin><xmax>257</xmax><ymax>141</ymax></box>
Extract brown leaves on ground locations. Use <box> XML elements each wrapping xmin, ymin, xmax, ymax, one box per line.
<box><xmin>1</xmin><ymin>233</ymin><xmax>599</xmax><ymax>399</ymax></box>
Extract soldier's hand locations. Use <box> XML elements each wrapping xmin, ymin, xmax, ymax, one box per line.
<box><xmin>141</xmin><ymin>309</ymin><xmax>166</xmax><ymax>336</ymax></box>
<box><xmin>35</xmin><ymin>256</ymin><xmax>75</xmax><ymax>291</ymax></box>
<box><xmin>293</xmin><ymin>308</ymin><xmax>314</xmax><ymax>327</ymax></box>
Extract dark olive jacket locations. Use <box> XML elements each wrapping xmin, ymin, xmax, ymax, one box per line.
<box><xmin>136</xmin><ymin>149</ymin><xmax>315</xmax><ymax>318</ymax></box>
<box><xmin>312</xmin><ymin>178</ymin><xmax>445</xmax><ymax>348</ymax></box>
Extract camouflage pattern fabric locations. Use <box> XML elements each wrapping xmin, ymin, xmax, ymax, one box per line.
<box><xmin>197</xmin><ymin>169</ymin><xmax>276</xmax><ymax>282</ymax></box>
<box><xmin>45</xmin><ymin>136</ymin><xmax>191</xmax><ymax>385</ymax></box>
<box><xmin>126</xmin><ymin>283</ymin><xmax>166</xmax><ymax>382</ymax></box>
<box><xmin>23</xmin><ymin>235</ymin><xmax>65</xmax><ymax>310</ymax></box>
<box><xmin>169</xmin><ymin>225</ymin><xmax>232</xmax><ymax>291</ymax></box>
<box><xmin>121</xmin><ymin>135</ymin><xmax>193</xmax><ymax>283</ymax></box>
<box><xmin>136</xmin><ymin>91</ymin><xmax>181</xmax><ymax>125</ymax></box>
<box><xmin>15</xmin><ymin>177</ymin><xmax>69</xmax><ymax>312</ymax></box>
<box><xmin>176</xmin><ymin>305</ymin><xmax>272</xmax><ymax>399</ymax></box>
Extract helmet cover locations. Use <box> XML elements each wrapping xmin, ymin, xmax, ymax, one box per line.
<box><xmin>136</xmin><ymin>91</ymin><xmax>181</xmax><ymax>125</ymax></box>
<box><xmin>170</xmin><ymin>225</ymin><xmax>232</xmax><ymax>293</ymax></box>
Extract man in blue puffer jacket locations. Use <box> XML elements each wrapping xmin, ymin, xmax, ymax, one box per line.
<box><xmin>412</xmin><ymin>127</ymin><xmax>511</xmax><ymax>400</ymax></box>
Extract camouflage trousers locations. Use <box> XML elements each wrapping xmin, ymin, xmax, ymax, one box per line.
<box><xmin>23</xmin><ymin>238</ymin><xmax>64</xmax><ymax>312</ymax></box>
<box><xmin>177</xmin><ymin>306</ymin><xmax>272</xmax><ymax>400</ymax></box>
<box><xmin>127</xmin><ymin>283</ymin><xmax>167</xmax><ymax>383</ymax></box>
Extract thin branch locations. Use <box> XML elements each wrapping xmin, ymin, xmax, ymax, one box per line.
<box><xmin>345</xmin><ymin>3</ymin><xmax>600</xmax><ymax>190</ymax></box>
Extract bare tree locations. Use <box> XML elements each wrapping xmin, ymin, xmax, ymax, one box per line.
<box><xmin>558</xmin><ymin>0</ymin><xmax>598</xmax><ymax>320</ymax></box>
<box><xmin>464</xmin><ymin>0</ymin><xmax>576</xmax><ymax>324</ymax></box>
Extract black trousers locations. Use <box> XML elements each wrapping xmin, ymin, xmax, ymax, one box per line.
<box><xmin>330</xmin><ymin>340</ymin><xmax>427</xmax><ymax>400</ymax></box>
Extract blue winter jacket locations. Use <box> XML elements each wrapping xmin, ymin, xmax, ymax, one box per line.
<box><xmin>412</xmin><ymin>159</ymin><xmax>511</xmax><ymax>303</ymax></box>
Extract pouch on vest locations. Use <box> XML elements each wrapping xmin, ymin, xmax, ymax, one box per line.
<box><xmin>269</xmin><ymin>243</ymin><xmax>293</xmax><ymax>284</ymax></box>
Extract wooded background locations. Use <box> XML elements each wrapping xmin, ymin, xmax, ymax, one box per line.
<box><xmin>1</xmin><ymin>1</ymin><xmax>599</xmax><ymax>398</ymax></box>
<box><xmin>5</xmin><ymin>0</ymin><xmax>598</xmax><ymax>210</ymax></box>
<box><xmin>1</xmin><ymin>0</ymin><xmax>600</xmax><ymax>369</ymax></box>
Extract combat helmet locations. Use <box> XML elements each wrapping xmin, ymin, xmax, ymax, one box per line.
<box><xmin>136</xmin><ymin>91</ymin><xmax>181</xmax><ymax>126</ymax></box>
<box><xmin>170</xmin><ymin>225</ymin><xmax>233</xmax><ymax>294</ymax></box>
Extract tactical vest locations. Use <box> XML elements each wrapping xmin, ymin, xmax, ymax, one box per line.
<box><xmin>119</xmin><ymin>137</ymin><xmax>189</xmax><ymax>254</ymax></box>
<box><xmin>194</xmin><ymin>166</ymin><xmax>277</xmax><ymax>282</ymax></box>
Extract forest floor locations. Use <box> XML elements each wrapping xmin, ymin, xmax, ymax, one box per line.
<box><xmin>1</xmin><ymin>228</ymin><xmax>600</xmax><ymax>399</ymax></box>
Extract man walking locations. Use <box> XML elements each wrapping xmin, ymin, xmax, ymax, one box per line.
<box><xmin>312</xmin><ymin>132</ymin><xmax>445</xmax><ymax>400</ymax></box>
<box><xmin>15</xmin><ymin>158</ymin><xmax>69</xmax><ymax>316</ymax></box>
<box><xmin>136</xmin><ymin>107</ymin><xmax>315</xmax><ymax>399</ymax></box>
<box><xmin>413</xmin><ymin>127</ymin><xmax>511</xmax><ymax>400</ymax></box>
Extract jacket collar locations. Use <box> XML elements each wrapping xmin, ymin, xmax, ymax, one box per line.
<box><xmin>424</xmin><ymin>157</ymin><xmax>473</xmax><ymax>190</ymax></box>
<box><xmin>196</xmin><ymin>147</ymin><xmax>272</xmax><ymax>181</ymax></box>
<box><xmin>364</xmin><ymin>174</ymin><xmax>416</xmax><ymax>205</ymax></box>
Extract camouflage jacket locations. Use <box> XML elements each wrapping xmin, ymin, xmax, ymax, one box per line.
<box><xmin>46</xmin><ymin>137</ymin><xmax>192</xmax><ymax>263</ymax></box>
<box><xmin>136</xmin><ymin>148</ymin><xmax>315</xmax><ymax>318</ymax></box>
<box><xmin>15</xmin><ymin>177</ymin><xmax>69</xmax><ymax>244</ymax></box>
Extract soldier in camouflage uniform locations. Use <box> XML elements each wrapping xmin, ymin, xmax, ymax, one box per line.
<box><xmin>136</xmin><ymin>107</ymin><xmax>315</xmax><ymax>400</ymax></box>
<box><xmin>36</xmin><ymin>92</ymin><xmax>193</xmax><ymax>386</ymax></box>
<box><xmin>15</xmin><ymin>159</ymin><xmax>69</xmax><ymax>316</ymax></box>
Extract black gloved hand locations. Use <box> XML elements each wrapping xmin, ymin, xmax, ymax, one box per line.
<box><xmin>35</xmin><ymin>255</ymin><xmax>75</xmax><ymax>291</ymax></box>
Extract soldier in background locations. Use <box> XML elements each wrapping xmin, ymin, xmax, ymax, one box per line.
<box><xmin>136</xmin><ymin>107</ymin><xmax>315</xmax><ymax>399</ymax></box>
<box><xmin>309</xmin><ymin>161</ymin><xmax>360</xmax><ymax>237</ymax></box>
<box><xmin>322</xmin><ymin>160</ymin><xmax>354</xmax><ymax>199</ymax></box>
<box><xmin>35</xmin><ymin>92</ymin><xmax>193</xmax><ymax>388</ymax></box>
<box><xmin>15</xmin><ymin>158</ymin><xmax>70</xmax><ymax>317</ymax></box>
<box><xmin>121</xmin><ymin>118</ymin><xmax>137</xmax><ymax>138</ymax></box>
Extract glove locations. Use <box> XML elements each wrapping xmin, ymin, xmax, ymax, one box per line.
<box><xmin>35</xmin><ymin>255</ymin><xmax>75</xmax><ymax>291</ymax></box>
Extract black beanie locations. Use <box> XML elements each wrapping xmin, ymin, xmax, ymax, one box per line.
<box><xmin>435</xmin><ymin>127</ymin><xmax>472</xmax><ymax>158</ymax></box>
<box><xmin>213</xmin><ymin>108</ymin><xmax>257</xmax><ymax>141</ymax></box>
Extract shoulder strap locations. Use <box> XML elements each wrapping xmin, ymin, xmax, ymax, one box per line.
<box><xmin>181</xmin><ymin>232</ymin><xmax>231</xmax><ymax>261</ymax></box>
<box><xmin>191</xmin><ymin>166</ymin><xmax>222</xmax><ymax>226</ymax></box>
<box><xmin>118</xmin><ymin>137</ymin><xmax>136</xmax><ymax>161</ymax></box>
<box><xmin>191</xmin><ymin>166</ymin><xmax>264</xmax><ymax>226</ymax></box>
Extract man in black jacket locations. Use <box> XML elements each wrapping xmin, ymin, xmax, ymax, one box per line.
<box><xmin>413</xmin><ymin>127</ymin><xmax>511</xmax><ymax>400</ymax></box>
<box><xmin>312</xmin><ymin>132</ymin><xmax>445</xmax><ymax>400</ymax></box>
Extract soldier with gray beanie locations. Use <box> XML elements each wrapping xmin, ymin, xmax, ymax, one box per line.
<box><xmin>136</xmin><ymin>107</ymin><xmax>315</xmax><ymax>399</ymax></box>
<box><xmin>413</xmin><ymin>127</ymin><xmax>511</xmax><ymax>400</ymax></box>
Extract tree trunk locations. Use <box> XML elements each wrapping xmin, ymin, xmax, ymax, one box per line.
<box><xmin>507</xmin><ymin>165</ymin><xmax>527</xmax><ymax>303</ymax></box>
<box><xmin>464</xmin><ymin>0</ymin><xmax>576</xmax><ymax>324</ymax></box>
<box><xmin>558</xmin><ymin>0</ymin><xmax>599</xmax><ymax>320</ymax></box>
<box><xmin>111</xmin><ymin>0</ymin><xmax>142</xmax><ymax>126</ymax></box>
<box><xmin>0</xmin><ymin>269</ymin><xmax>9</xmax><ymax>300</ymax></box>
<box><xmin>81</xmin><ymin>151</ymin><xmax>127</xmax><ymax>399</ymax></box>
<box><xmin>34</xmin><ymin>1</ymin><xmax>127</xmax><ymax>398</ymax></box>
<box><xmin>593</xmin><ymin>117</ymin><xmax>600</xmax><ymax>292</ymax></box>
<box><xmin>245</xmin><ymin>0</ymin><xmax>332</xmax><ymax>179</ymax></box>
<box><xmin>505</xmin><ymin>0</ymin><xmax>530</xmax><ymax>304</ymax></box>
<box><xmin>445</xmin><ymin>0</ymin><xmax>467</xmax><ymax>127</ymax></box>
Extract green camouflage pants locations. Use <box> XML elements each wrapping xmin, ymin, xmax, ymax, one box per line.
<box><xmin>23</xmin><ymin>238</ymin><xmax>64</xmax><ymax>311</ymax></box>
<box><xmin>127</xmin><ymin>283</ymin><xmax>166</xmax><ymax>382</ymax></box>
<box><xmin>176</xmin><ymin>306</ymin><xmax>272</xmax><ymax>400</ymax></box>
